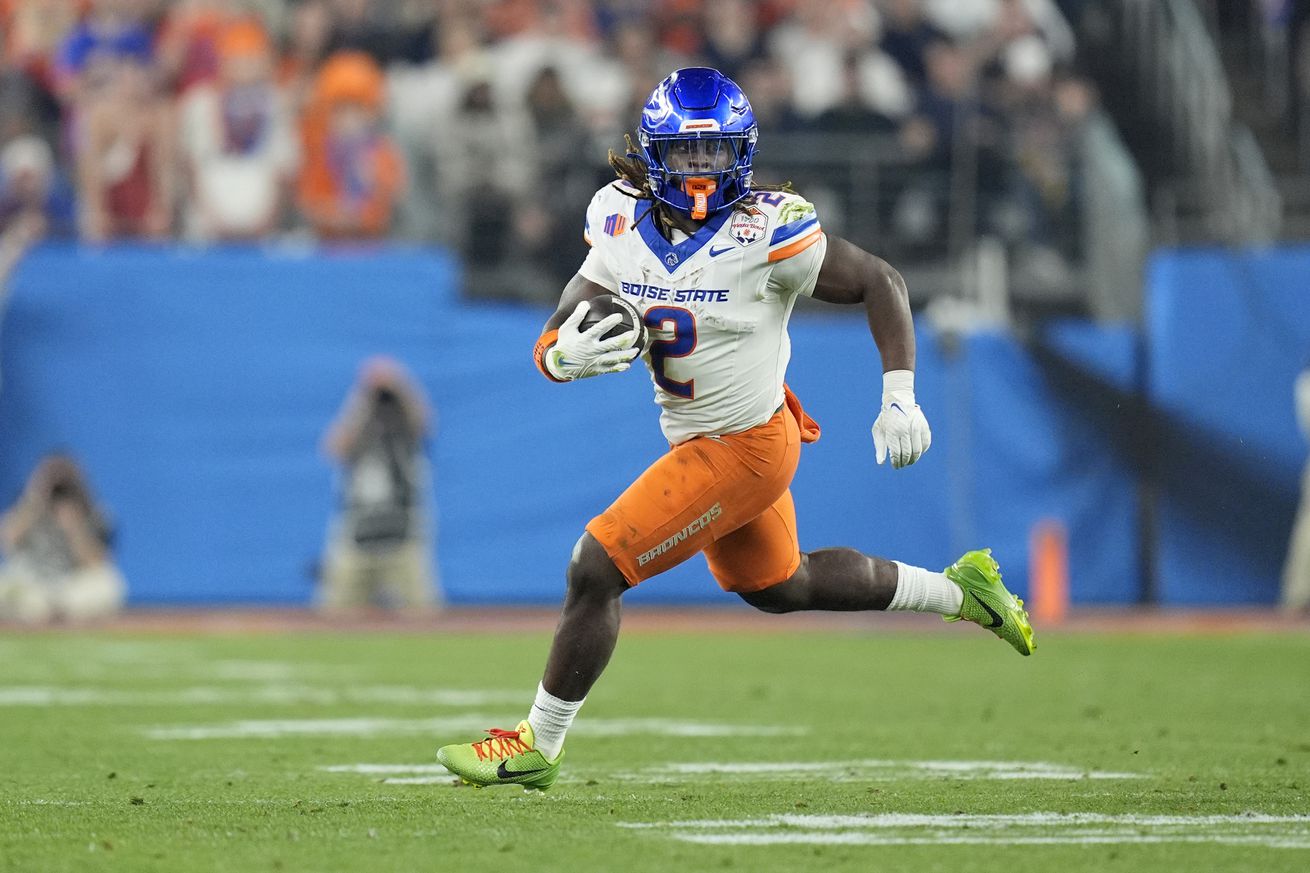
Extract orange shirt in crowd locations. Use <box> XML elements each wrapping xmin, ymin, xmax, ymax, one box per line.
<box><xmin>297</xmin><ymin>119</ymin><xmax>403</xmax><ymax>239</ymax></box>
<box><xmin>296</xmin><ymin>51</ymin><xmax>403</xmax><ymax>240</ymax></box>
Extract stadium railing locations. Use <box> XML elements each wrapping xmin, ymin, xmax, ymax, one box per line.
<box><xmin>758</xmin><ymin>124</ymin><xmax>1147</xmax><ymax>322</ymax></box>
<box><xmin>1081</xmin><ymin>0</ymin><xmax>1282</xmax><ymax>245</ymax></box>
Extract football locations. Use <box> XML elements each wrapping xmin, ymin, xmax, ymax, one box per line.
<box><xmin>581</xmin><ymin>293</ymin><xmax>649</xmax><ymax>355</ymax></box>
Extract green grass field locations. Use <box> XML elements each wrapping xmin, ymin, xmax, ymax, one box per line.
<box><xmin>2</xmin><ymin>621</ymin><xmax>1308</xmax><ymax>871</ymax></box>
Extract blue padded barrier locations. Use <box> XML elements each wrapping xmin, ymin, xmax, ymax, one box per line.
<box><xmin>1145</xmin><ymin>247</ymin><xmax>1310</xmax><ymax>604</ymax></box>
<box><xmin>0</xmin><ymin>244</ymin><xmax>1141</xmax><ymax>605</ymax></box>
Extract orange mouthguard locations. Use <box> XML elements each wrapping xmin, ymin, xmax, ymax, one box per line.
<box><xmin>683</xmin><ymin>177</ymin><xmax>718</xmax><ymax>220</ymax></box>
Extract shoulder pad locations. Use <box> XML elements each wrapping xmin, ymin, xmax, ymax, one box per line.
<box><xmin>610</xmin><ymin>180</ymin><xmax>644</xmax><ymax>197</ymax></box>
<box><xmin>748</xmin><ymin>190</ymin><xmax>815</xmax><ymax>221</ymax></box>
<box><xmin>585</xmin><ymin>184</ymin><xmax>640</xmax><ymax>246</ymax></box>
<box><xmin>774</xmin><ymin>195</ymin><xmax>817</xmax><ymax>226</ymax></box>
<box><xmin>756</xmin><ymin>192</ymin><xmax>822</xmax><ymax>262</ymax></box>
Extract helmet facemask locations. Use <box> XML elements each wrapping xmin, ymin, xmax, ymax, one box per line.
<box><xmin>639</xmin><ymin>129</ymin><xmax>757</xmax><ymax>220</ymax></box>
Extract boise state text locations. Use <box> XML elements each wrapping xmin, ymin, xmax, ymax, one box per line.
<box><xmin>620</xmin><ymin>281</ymin><xmax>731</xmax><ymax>303</ymax></box>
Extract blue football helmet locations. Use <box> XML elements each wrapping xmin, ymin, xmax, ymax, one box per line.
<box><xmin>638</xmin><ymin>67</ymin><xmax>758</xmax><ymax>219</ymax></box>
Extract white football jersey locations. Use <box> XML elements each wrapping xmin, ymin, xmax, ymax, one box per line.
<box><xmin>578</xmin><ymin>182</ymin><xmax>828</xmax><ymax>445</ymax></box>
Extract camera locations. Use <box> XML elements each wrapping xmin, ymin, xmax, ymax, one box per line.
<box><xmin>49</xmin><ymin>480</ymin><xmax>77</xmax><ymax>501</ymax></box>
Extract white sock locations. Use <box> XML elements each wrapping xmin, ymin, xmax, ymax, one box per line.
<box><xmin>527</xmin><ymin>683</ymin><xmax>583</xmax><ymax>761</ymax></box>
<box><xmin>889</xmin><ymin>561</ymin><xmax>963</xmax><ymax>616</ymax></box>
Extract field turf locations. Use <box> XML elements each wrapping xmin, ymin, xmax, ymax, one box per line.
<box><xmin>1</xmin><ymin>620</ymin><xmax>1308</xmax><ymax>871</ymax></box>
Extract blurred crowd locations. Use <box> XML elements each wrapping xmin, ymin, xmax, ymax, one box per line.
<box><xmin>0</xmin><ymin>0</ymin><xmax>1095</xmax><ymax>297</ymax></box>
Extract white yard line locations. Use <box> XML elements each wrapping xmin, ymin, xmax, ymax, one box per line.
<box><xmin>9</xmin><ymin>799</ymin><xmax>94</xmax><ymax>807</ymax></box>
<box><xmin>350</xmin><ymin>688</ymin><xmax>524</xmax><ymax>706</ymax></box>
<box><xmin>144</xmin><ymin>717</ymin><xmax>806</xmax><ymax>741</ymax></box>
<box><xmin>672</xmin><ymin>833</ymin><xmax>1310</xmax><ymax>848</ymax></box>
<box><xmin>619</xmin><ymin>812</ymin><xmax>1310</xmax><ymax>849</ymax></box>
<box><xmin>620</xmin><ymin>813</ymin><xmax>1310</xmax><ymax>829</ymax></box>
<box><xmin>83</xmin><ymin>642</ymin><xmax>203</xmax><ymax>663</ymax></box>
<box><xmin>206</xmin><ymin>661</ymin><xmax>302</xmax><ymax>681</ymax></box>
<box><xmin>320</xmin><ymin>764</ymin><xmax>451</xmax><ymax>774</ymax></box>
<box><xmin>319</xmin><ymin>764</ymin><xmax>458</xmax><ymax>785</ymax></box>
<box><xmin>569</xmin><ymin>719</ymin><xmax>804</xmax><ymax>738</ymax></box>
<box><xmin>0</xmin><ymin>686</ymin><xmax>524</xmax><ymax>707</ymax></box>
<box><xmin>316</xmin><ymin>758</ymin><xmax>1141</xmax><ymax>792</ymax></box>
<box><xmin>145</xmin><ymin>716</ymin><xmax>494</xmax><ymax>739</ymax></box>
<box><xmin>621</xmin><ymin>759</ymin><xmax>1142</xmax><ymax>782</ymax></box>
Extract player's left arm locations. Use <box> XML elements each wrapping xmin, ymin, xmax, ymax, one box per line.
<box><xmin>811</xmin><ymin>235</ymin><xmax>931</xmax><ymax>469</ymax></box>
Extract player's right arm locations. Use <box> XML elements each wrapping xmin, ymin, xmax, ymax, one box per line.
<box><xmin>535</xmin><ymin>185</ymin><xmax>643</xmax><ymax>382</ymax></box>
<box><xmin>533</xmin><ymin>273</ymin><xmax>639</xmax><ymax>382</ymax></box>
<box><xmin>542</xmin><ymin>274</ymin><xmax>612</xmax><ymax>332</ymax></box>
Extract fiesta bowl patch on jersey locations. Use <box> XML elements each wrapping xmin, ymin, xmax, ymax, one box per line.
<box><xmin>729</xmin><ymin>207</ymin><xmax>767</xmax><ymax>246</ymax></box>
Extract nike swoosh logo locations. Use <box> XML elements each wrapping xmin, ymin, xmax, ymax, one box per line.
<box><xmin>708</xmin><ymin>245</ymin><xmax>735</xmax><ymax>257</ymax></box>
<box><xmin>971</xmin><ymin>592</ymin><xmax>1004</xmax><ymax>628</ymax></box>
<box><xmin>497</xmin><ymin>761</ymin><xmax>549</xmax><ymax>780</ymax></box>
<box><xmin>889</xmin><ymin>403</ymin><xmax>905</xmax><ymax>415</ymax></box>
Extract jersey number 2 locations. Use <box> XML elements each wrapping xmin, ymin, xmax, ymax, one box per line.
<box><xmin>643</xmin><ymin>307</ymin><xmax>696</xmax><ymax>399</ymax></box>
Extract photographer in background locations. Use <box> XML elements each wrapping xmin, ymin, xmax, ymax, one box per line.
<box><xmin>0</xmin><ymin>454</ymin><xmax>125</xmax><ymax>624</ymax></box>
<box><xmin>319</xmin><ymin>357</ymin><xmax>439</xmax><ymax>613</ymax></box>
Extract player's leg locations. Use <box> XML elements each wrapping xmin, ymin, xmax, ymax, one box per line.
<box><xmin>735</xmin><ymin>546</ymin><xmax>958</xmax><ymax>615</ymax></box>
<box><xmin>703</xmin><ymin>490</ymin><xmax>910</xmax><ymax>611</ymax></box>
<box><xmin>434</xmin><ymin>532</ymin><xmax>626</xmax><ymax>790</ymax></box>
<box><xmin>521</xmin><ymin>531</ymin><xmax>629</xmax><ymax>769</ymax></box>
<box><xmin>711</xmin><ymin>493</ymin><xmax>1034</xmax><ymax>654</ymax></box>
<box><xmin>436</xmin><ymin>406</ymin><xmax>801</xmax><ymax>788</ymax></box>
<box><xmin>545</xmin><ymin>402</ymin><xmax>801</xmax><ymax>700</ymax></box>
<box><xmin>540</xmin><ymin>532</ymin><xmax>628</xmax><ymax>701</ymax></box>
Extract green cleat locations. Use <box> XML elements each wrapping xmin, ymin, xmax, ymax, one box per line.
<box><xmin>943</xmin><ymin>549</ymin><xmax>1036</xmax><ymax>656</ymax></box>
<box><xmin>436</xmin><ymin>721</ymin><xmax>563</xmax><ymax>791</ymax></box>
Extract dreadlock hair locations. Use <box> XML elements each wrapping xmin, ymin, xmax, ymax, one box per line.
<box><xmin>607</xmin><ymin>133</ymin><xmax>795</xmax><ymax>234</ymax></box>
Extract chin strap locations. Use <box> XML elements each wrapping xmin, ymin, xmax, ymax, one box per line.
<box><xmin>682</xmin><ymin>177</ymin><xmax>718</xmax><ymax>220</ymax></box>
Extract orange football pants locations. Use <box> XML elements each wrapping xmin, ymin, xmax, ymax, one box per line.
<box><xmin>587</xmin><ymin>388</ymin><xmax>821</xmax><ymax>593</ymax></box>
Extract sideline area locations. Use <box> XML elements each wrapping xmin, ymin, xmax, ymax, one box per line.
<box><xmin>4</xmin><ymin>606</ymin><xmax>1306</xmax><ymax>636</ymax></box>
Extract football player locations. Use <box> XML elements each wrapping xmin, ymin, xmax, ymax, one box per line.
<box><xmin>437</xmin><ymin>68</ymin><xmax>1034</xmax><ymax>790</ymax></box>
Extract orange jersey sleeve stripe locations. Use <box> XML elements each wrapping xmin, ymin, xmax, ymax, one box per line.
<box><xmin>534</xmin><ymin>329</ymin><xmax>567</xmax><ymax>382</ymax></box>
<box><xmin>767</xmin><ymin>228</ymin><xmax>823</xmax><ymax>262</ymax></box>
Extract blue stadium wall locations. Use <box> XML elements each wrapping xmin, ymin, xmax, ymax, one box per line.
<box><xmin>0</xmin><ymin>243</ymin><xmax>1299</xmax><ymax>606</ymax></box>
<box><xmin>1145</xmin><ymin>246</ymin><xmax>1310</xmax><ymax>604</ymax></box>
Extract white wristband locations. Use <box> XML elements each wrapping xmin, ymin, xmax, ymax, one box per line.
<box><xmin>882</xmin><ymin>369</ymin><xmax>914</xmax><ymax>397</ymax></box>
